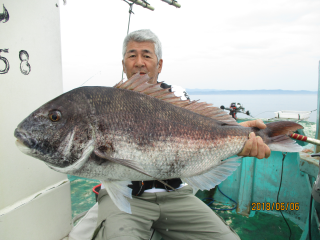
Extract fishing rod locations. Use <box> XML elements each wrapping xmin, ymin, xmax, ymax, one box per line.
<box><xmin>290</xmin><ymin>133</ymin><xmax>320</xmax><ymax>146</ymax></box>
<box><xmin>79</xmin><ymin>71</ymin><xmax>101</xmax><ymax>87</ymax></box>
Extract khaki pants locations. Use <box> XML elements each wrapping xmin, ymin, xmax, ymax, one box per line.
<box><xmin>92</xmin><ymin>185</ymin><xmax>240</xmax><ymax>240</ymax></box>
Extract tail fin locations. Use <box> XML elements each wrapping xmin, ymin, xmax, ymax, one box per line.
<box><xmin>260</xmin><ymin>121</ymin><xmax>303</xmax><ymax>152</ymax></box>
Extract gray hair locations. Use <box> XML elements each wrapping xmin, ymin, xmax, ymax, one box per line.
<box><xmin>122</xmin><ymin>29</ymin><xmax>162</xmax><ymax>62</ymax></box>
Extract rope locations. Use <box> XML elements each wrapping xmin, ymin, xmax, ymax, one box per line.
<box><xmin>253</xmin><ymin>111</ymin><xmax>277</xmax><ymax>118</ymax></box>
<box><xmin>121</xmin><ymin>1</ymin><xmax>135</xmax><ymax>80</ymax></box>
<box><xmin>309</xmin><ymin>195</ymin><xmax>313</xmax><ymax>240</ymax></box>
<box><xmin>277</xmin><ymin>152</ymin><xmax>292</xmax><ymax>240</ymax></box>
<box><xmin>202</xmin><ymin>185</ymin><xmax>237</xmax><ymax>211</ymax></box>
<box><xmin>126</xmin><ymin>4</ymin><xmax>134</xmax><ymax>35</ymax></box>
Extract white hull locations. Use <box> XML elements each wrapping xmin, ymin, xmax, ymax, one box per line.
<box><xmin>1</xmin><ymin>1</ymin><xmax>72</xmax><ymax>239</ymax></box>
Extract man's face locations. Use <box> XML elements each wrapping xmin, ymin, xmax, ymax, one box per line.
<box><xmin>122</xmin><ymin>41</ymin><xmax>163</xmax><ymax>84</ymax></box>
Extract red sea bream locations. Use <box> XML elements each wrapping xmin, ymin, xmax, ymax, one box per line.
<box><xmin>14</xmin><ymin>73</ymin><xmax>303</xmax><ymax>213</ymax></box>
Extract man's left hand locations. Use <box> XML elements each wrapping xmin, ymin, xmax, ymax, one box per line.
<box><xmin>238</xmin><ymin>119</ymin><xmax>271</xmax><ymax>159</ymax></box>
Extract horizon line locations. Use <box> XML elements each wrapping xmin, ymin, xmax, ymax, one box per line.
<box><xmin>186</xmin><ymin>89</ymin><xmax>317</xmax><ymax>92</ymax></box>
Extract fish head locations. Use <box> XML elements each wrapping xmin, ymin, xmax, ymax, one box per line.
<box><xmin>14</xmin><ymin>88</ymin><xmax>95</xmax><ymax>169</ymax></box>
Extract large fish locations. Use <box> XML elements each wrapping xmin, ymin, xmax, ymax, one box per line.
<box><xmin>14</xmin><ymin>73</ymin><xmax>303</xmax><ymax>213</ymax></box>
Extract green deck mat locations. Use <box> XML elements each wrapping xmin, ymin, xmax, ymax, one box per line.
<box><xmin>69</xmin><ymin>175</ymin><xmax>100</xmax><ymax>219</ymax></box>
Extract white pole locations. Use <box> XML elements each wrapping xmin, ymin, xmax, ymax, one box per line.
<box><xmin>128</xmin><ymin>0</ymin><xmax>155</xmax><ymax>11</ymax></box>
<box><xmin>161</xmin><ymin>0</ymin><xmax>181</xmax><ymax>8</ymax></box>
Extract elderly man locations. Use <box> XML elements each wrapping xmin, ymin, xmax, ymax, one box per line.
<box><xmin>92</xmin><ymin>29</ymin><xmax>270</xmax><ymax>240</ymax></box>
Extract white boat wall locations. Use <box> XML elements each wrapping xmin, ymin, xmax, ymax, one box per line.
<box><xmin>274</xmin><ymin>110</ymin><xmax>311</xmax><ymax>120</ymax></box>
<box><xmin>0</xmin><ymin>1</ymin><xmax>72</xmax><ymax>240</ymax></box>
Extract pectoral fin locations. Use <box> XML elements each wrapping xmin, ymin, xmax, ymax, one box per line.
<box><xmin>181</xmin><ymin>157</ymin><xmax>242</xmax><ymax>190</ymax></box>
<box><xmin>94</xmin><ymin>149</ymin><xmax>176</xmax><ymax>191</ymax></box>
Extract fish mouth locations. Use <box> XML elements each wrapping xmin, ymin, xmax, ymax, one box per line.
<box><xmin>14</xmin><ymin>128</ymin><xmax>37</xmax><ymax>149</ymax></box>
<box><xmin>15</xmin><ymin>138</ymin><xmax>33</xmax><ymax>155</ymax></box>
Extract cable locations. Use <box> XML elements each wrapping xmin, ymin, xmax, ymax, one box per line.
<box><xmin>202</xmin><ymin>185</ymin><xmax>237</xmax><ymax>211</ymax></box>
<box><xmin>121</xmin><ymin>1</ymin><xmax>135</xmax><ymax>80</ymax></box>
<box><xmin>202</xmin><ymin>153</ymin><xmax>305</xmax><ymax>239</ymax></box>
<box><xmin>126</xmin><ymin>3</ymin><xmax>134</xmax><ymax>35</ymax></box>
<box><xmin>309</xmin><ymin>195</ymin><xmax>313</xmax><ymax>240</ymax></box>
<box><xmin>253</xmin><ymin>111</ymin><xmax>277</xmax><ymax>118</ymax></box>
<box><xmin>277</xmin><ymin>152</ymin><xmax>292</xmax><ymax>240</ymax></box>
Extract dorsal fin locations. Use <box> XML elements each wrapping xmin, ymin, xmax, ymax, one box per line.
<box><xmin>114</xmin><ymin>73</ymin><xmax>238</xmax><ymax>125</ymax></box>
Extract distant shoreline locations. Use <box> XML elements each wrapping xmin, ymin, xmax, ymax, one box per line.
<box><xmin>186</xmin><ymin>89</ymin><xmax>317</xmax><ymax>95</ymax></box>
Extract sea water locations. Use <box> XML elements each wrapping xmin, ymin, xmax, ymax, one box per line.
<box><xmin>189</xmin><ymin>94</ymin><xmax>318</xmax><ymax>123</ymax></box>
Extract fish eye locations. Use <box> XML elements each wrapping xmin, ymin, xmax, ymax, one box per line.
<box><xmin>49</xmin><ymin>110</ymin><xmax>61</xmax><ymax>122</ymax></box>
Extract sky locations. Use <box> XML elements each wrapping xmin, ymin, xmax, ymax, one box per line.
<box><xmin>59</xmin><ymin>0</ymin><xmax>320</xmax><ymax>92</ymax></box>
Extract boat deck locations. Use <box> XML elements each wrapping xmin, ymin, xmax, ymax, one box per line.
<box><xmin>219</xmin><ymin>210</ymin><xmax>302</xmax><ymax>240</ymax></box>
<box><xmin>69</xmin><ymin>176</ymin><xmax>302</xmax><ymax>240</ymax></box>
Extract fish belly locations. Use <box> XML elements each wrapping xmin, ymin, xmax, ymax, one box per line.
<box><xmin>72</xmin><ymin>134</ymin><xmax>247</xmax><ymax>181</ymax></box>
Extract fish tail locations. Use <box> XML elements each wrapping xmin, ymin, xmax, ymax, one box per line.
<box><xmin>259</xmin><ymin>121</ymin><xmax>303</xmax><ymax>152</ymax></box>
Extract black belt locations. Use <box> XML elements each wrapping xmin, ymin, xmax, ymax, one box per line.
<box><xmin>129</xmin><ymin>178</ymin><xmax>182</xmax><ymax>196</ymax></box>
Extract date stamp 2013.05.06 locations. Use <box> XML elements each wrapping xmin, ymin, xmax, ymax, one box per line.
<box><xmin>251</xmin><ymin>202</ymin><xmax>299</xmax><ymax>211</ymax></box>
